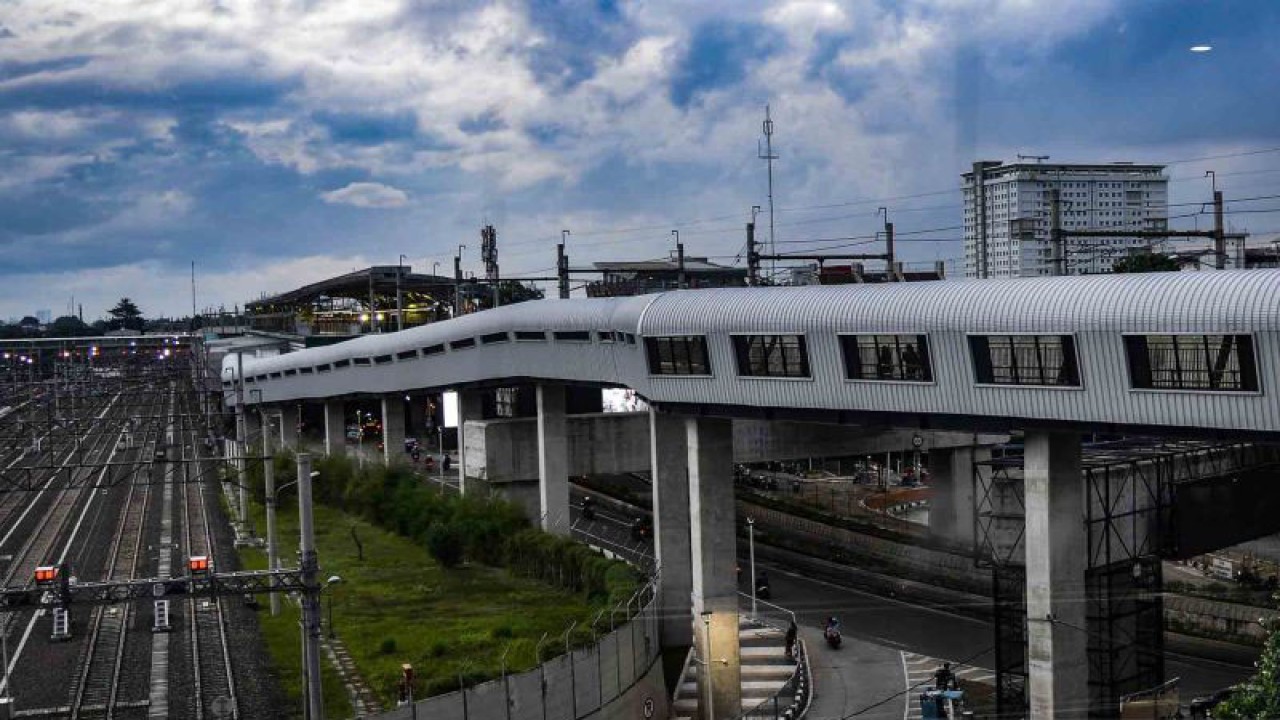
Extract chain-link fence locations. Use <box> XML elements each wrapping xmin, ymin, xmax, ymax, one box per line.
<box><xmin>375</xmin><ymin>579</ymin><xmax>661</xmax><ymax>720</ymax></box>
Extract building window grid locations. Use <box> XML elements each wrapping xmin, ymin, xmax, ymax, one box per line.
<box><xmin>1126</xmin><ymin>335</ymin><xmax>1257</xmax><ymax>391</ymax></box>
<box><xmin>644</xmin><ymin>335</ymin><xmax>711</xmax><ymax>376</ymax></box>
<box><xmin>733</xmin><ymin>334</ymin><xmax>811</xmax><ymax>378</ymax></box>
<box><xmin>841</xmin><ymin>334</ymin><xmax>933</xmax><ymax>381</ymax></box>
<box><xmin>971</xmin><ymin>335</ymin><xmax>1080</xmax><ymax>387</ymax></box>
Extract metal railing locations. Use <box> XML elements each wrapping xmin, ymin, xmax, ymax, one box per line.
<box><xmin>735</xmin><ymin>593</ymin><xmax>812</xmax><ymax>720</ymax></box>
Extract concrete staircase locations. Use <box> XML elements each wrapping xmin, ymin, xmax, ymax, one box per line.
<box><xmin>672</xmin><ymin>619</ymin><xmax>798</xmax><ymax>719</ymax></box>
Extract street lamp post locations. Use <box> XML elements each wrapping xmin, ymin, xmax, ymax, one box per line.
<box><xmin>747</xmin><ymin>517</ymin><xmax>757</xmax><ymax>619</ymax></box>
<box><xmin>397</xmin><ymin>255</ymin><xmax>407</xmax><ymax>332</ymax></box>
<box><xmin>701</xmin><ymin>611</ymin><xmax>716</xmax><ymax>720</ymax></box>
<box><xmin>0</xmin><ymin>553</ymin><xmax>12</xmax><ymax>712</ymax></box>
<box><xmin>324</xmin><ymin>575</ymin><xmax>343</xmax><ymax>638</ymax></box>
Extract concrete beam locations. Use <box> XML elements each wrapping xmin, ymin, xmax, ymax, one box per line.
<box><xmin>651</xmin><ymin>410</ymin><xmax>692</xmax><ymax>647</ymax></box>
<box><xmin>463</xmin><ymin>413</ymin><xmax>1006</xmax><ymax>484</ymax></box>
<box><xmin>381</xmin><ymin>394</ymin><xmax>406</xmax><ymax>465</ymax></box>
<box><xmin>323</xmin><ymin>399</ymin><xmax>345</xmax><ymax>457</ymax></box>
<box><xmin>687</xmin><ymin>417</ymin><xmax>740</xmax><ymax>719</ymax></box>
<box><xmin>537</xmin><ymin>385</ymin><xmax>570</xmax><ymax>535</ymax></box>
<box><xmin>1024</xmin><ymin>430</ymin><xmax>1087</xmax><ymax>720</ymax></box>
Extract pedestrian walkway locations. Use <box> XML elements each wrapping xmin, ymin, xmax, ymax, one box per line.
<box><xmin>901</xmin><ymin>651</ymin><xmax>994</xmax><ymax>720</ymax></box>
<box><xmin>802</xmin><ymin>630</ymin><xmax>904</xmax><ymax>720</ymax></box>
<box><xmin>322</xmin><ymin>634</ymin><xmax>383</xmax><ymax>717</ymax></box>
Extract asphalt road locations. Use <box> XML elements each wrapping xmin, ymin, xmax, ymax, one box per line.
<box><xmin>752</xmin><ymin>557</ymin><xmax>1257</xmax><ymax>717</ymax></box>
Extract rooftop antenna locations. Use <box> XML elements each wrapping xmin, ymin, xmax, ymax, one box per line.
<box><xmin>1017</xmin><ymin>154</ymin><xmax>1050</xmax><ymax>163</ymax></box>
<box><xmin>758</xmin><ymin>105</ymin><xmax>779</xmax><ymax>279</ymax></box>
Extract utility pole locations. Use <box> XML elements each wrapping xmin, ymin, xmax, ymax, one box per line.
<box><xmin>263</xmin><ymin>413</ymin><xmax>280</xmax><ymax>616</ymax></box>
<box><xmin>671</xmin><ymin>230</ymin><xmax>685</xmax><ymax>289</ymax></box>
<box><xmin>1213</xmin><ymin>189</ymin><xmax>1226</xmax><ymax>270</ymax></box>
<box><xmin>557</xmin><ymin>230</ymin><xmax>570</xmax><ymax>300</ymax></box>
<box><xmin>481</xmin><ymin>225</ymin><xmax>500</xmax><ymax>310</ymax></box>
<box><xmin>746</xmin><ymin>222</ymin><xmax>759</xmax><ymax>286</ymax></box>
<box><xmin>758</xmin><ymin>106</ymin><xmax>778</xmax><ymax>281</ymax></box>
<box><xmin>297</xmin><ymin>454</ymin><xmax>325</xmax><ymax>720</ymax></box>
<box><xmin>453</xmin><ymin>246</ymin><xmax>465</xmax><ymax>317</ymax></box>
<box><xmin>396</xmin><ymin>255</ymin><xmax>406</xmax><ymax>332</ymax></box>
<box><xmin>367</xmin><ymin>272</ymin><xmax>377</xmax><ymax>333</ymax></box>
<box><xmin>234</xmin><ymin>353</ymin><xmax>248</xmax><ymax>533</ymax></box>
<box><xmin>879</xmin><ymin>207</ymin><xmax>896</xmax><ymax>279</ymax></box>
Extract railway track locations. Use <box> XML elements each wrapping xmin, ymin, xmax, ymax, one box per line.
<box><xmin>66</xmin><ymin>414</ymin><xmax>158</xmax><ymax>718</ymax></box>
<box><xmin>181</xmin><ymin>389</ymin><xmax>239</xmax><ymax>720</ymax></box>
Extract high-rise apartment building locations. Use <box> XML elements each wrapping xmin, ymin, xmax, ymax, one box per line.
<box><xmin>962</xmin><ymin>161</ymin><xmax>1169</xmax><ymax>278</ymax></box>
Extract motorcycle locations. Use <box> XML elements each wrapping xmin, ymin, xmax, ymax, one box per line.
<box><xmin>756</xmin><ymin>575</ymin><xmax>772</xmax><ymax>601</ymax></box>
<box><xmin>824</xmin><ymin>624</ymin><xmax>842</xmax><ymax>649</ymax></box>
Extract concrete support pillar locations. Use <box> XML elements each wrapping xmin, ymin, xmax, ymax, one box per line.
<box><xmin>536</xmin><ymin>384</ymin><xmax>570</xmax><ymax>535</ymax></box>
<box><xmin>651</xmin><ymin>410</ymin><xmax>692</xmax><ymax>647</ymax></box>
<box><xmin>381</xmin><ymin>394</ymin><xmax>406</xmax><ymax>465</ymax></box>
<box><xmin>928</xmin><ymin>444</ymin><xmax>990</xmax><ymax>548</ymax></box>
<box><xmin>242</xmin><ymin>407</ymin><xmax>261</xmax><ymax>445</ymax></box>
<box><xmin>1024</xmin><ymin>431</ymin><xmax>1087</xmax><ymax>720</ymax></box>
<box><xmin>280</xmin><ymin>404</ymin><xmax>300</xmax><ymax>448</ymax></box>
<box><xmin>457</xmin><ymin>391</ymin><xmax>484</xmax><ymax>494</ymax></box>
<box><xmin>323</xmin><ymin>399</ymin><xmax>345</xmax><ymax>457</ymax></box>
<box><xmin>407</xmin><ymin>397</ymin><xmax>427</xmax><ymax>438</ymax></box>
<box><xmin>687</xmin><ymin>417</ymin><xmax>740</xmax><ymax>720</ymax></box>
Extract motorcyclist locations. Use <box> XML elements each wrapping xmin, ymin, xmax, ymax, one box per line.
<box><xmin>581</xmin><ymin>496</ymin><xmax>596</xmax><ymax>520</ymax></box>
<box><xmin>824</xmin><ymin>616</ymin><xmax>840</xmax><ymax>635</ymax></box>
<box><xmin>934</xmin><ymin>662</ymin><xmax>957</xmax><ymax>691</ymax></box>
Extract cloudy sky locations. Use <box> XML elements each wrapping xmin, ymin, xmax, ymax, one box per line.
<box><xmin>1</xmin><ymin>0</ymin><xmax>1277</xmax><ymax>321</ymax></box>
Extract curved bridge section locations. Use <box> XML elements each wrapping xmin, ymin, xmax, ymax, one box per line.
<box><xmin>224</xmin><ymin>271</ymin><xmax>1280</xmax><ymax>437</ymax></box>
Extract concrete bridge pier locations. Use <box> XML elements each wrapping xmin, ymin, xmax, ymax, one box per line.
<box><xmin>457</xmin><ymin>390</ymin><xmax>484</xmax><ymax>494</ymax></box>
<box><xmin>323</xmin><ymin>399</ymin><xmax>345</xmax><ymax>457</ymax></box>
<box><xmin>279</xmin><ymin>403</ymin><xmax>300</xmax><ymax>448</ymax></box>
<box><xmin>381</xmin><ymin>394</ymin><xmax>406</xmax><ymax>465</ymax></box>
<box><xmin>928</xmin><ymin>443</ymin><xmax>988</xmax><ymax>548</ymax></box>
<box><xmin>687</xmin><ymin>416</ymin><xmax>740</xmax><ymax>720</ymax></box>
<box><xmin>536</xmin><ymin>384</ymin><xmax>570</xmax><ymax>535</ymax></box>
<box><xmin>1024</xmin><ymin>430</ymin><xmax>1087</xmax><ymax>720</ymax></box>
<box><xmin>650</xmin><ymin>410</ymin><xmax>692</xmax><ymax>647</ymax></box>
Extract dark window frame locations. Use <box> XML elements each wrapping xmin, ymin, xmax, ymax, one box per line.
<box><xmin>269</xmin><ymin>372</ymin><xmax>282</xmax><ymax>379</ymax></box>
<box><xmin>553</xmin><ymin>330</ymin><xmax>592</xmax><ymax>342</ymax></box>
<box><xmin>299</xmin><ymin>367</ymin><xmax>314</xmax><ymax>375</ymax></box>
<box><xmin>284</xmin><ymin>369</ymin><xmax>297</xmax><ymax>377</ymax></box>
<box><xmin>597</xmin><ymin>331</ymin><xmax>616</xmax><ymax>343</ymax></box>
<box><xmin>315</xmin><ymin>364</ymin><xmax>332</xmax><ymax>373</ymax></box>
<box><xmin>333</xmin><ymin>359</ymin><xmax>351</xmax><ymax>369</ymax></box>
<box><xmin>480</xmin><ymin>332</ymin><xmax>510</xmax><ymax>345</ymax></box>
<box><xmin>396</xmin><ymin>350</ymin><xmax>419</xmax><ymax>361</ymax></box>
<box><xmin>422</xmin><ymin>344</ymin><xmax>445</xmax><ymax>356</ymax></box>
<box><xmin>968</xmin><ymin>334</ymin><xmax>1081</xmax><ymax>387</ymax></box>
<box><xmin>1123</xmin><ymin>333</ymin><xmax>1258</xmax><ymax>392</ymax></box>
<box><xmin>731</xmin><ymin>334</ymin><xmax>812</xmax><ymax>379</ymax></box>
<box><xmin>839</xmin><ymin>334</ymin><xmax>933</xmax><ymax>382</ymax></box>
<box><xmin>449</xmin><ymin>338</ymin><xmax>476</xmax><ymax>350</ymax></box>
<box><xmin>373</xmin><ymin>354</ymin><xmax>393</xmax><ymax>365</ymax></box>
<box><xmin>514</xmin><ymin>331</ymin><xmax>546</xmax><ymax>342</ymax></box>
<box><xmin>353</xmin><ymin>357</ymin><xmax>372</xmax><ymax>366</ymax></box>
<box><xmin>644</xmin><ymin>335</ymin><xmax>712</xmax><ymax>376</ymax></box>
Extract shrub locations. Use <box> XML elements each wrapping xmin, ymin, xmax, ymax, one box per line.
<box><xmin>426</xmin><ymin>522</ymin><xmax>464</xmax><ymax>568</ymax></box>
<box><xmin>379</xmin><ymin>637</ymin><xmax>397</xmax><ymax>655</ymax></box>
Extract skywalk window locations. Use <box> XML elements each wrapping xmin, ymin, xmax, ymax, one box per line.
<box><xmin>422</xmin><ymin>344</ymin><xmax>445</xmax><ymax>356</ymax></box>
<box><xmin>969</xmin><ymin>334</ymin><xmax>1080</xmax><ymax>387</ymax></box>
<box><xmin>353</xmin><ymin>357</ymin><xmax>372</xmax><ymax>366</ymax></box>
<box><xmin>840</xmin><ymin>334</ymin><xmax>933</xmax><ymax>382</ymax></box>
<box><xmin>284</xmin><ymin>369</ymin><xmax>297</xmax><ymax>376</ymax></box>
<box><xmin>450</xmin><ymin>338</ymin><xmax>476</xmax><ymax>350</ymax></box>
<box><xmin>480</xmin><ymin>332</ymin><xmax>509</xmax><ymax>345</ymax></box>
<box><xmin>1124</xmin><ymin>334</ymin><xmax>1258</xmax><ymax>392</ymax></box>
<box><xmin>645</xmin><ymin>336</ymin><xmax>711</xmax><ymax>376</ymax></box>
<box><xmin>514</xmin><ymin>331</ymin><xmax>546</xmax><ymax>342</ymax></box>
<box><xmin>553</xmin><ymin>330</ymin><xmax>591</xmax><ymax>342</ymax></box>
<box><xmin>373</xmin><ymin>354</ymin><xmax>393</xmax><ymax>365</ymax></box>
<box><xmin>396</xmin><ymin>350</ymin><xmax>418</xmax><ymax>361</ymax></box>
<box><xmin>732</xmin><ymin>334</ymin><xmax>810</xmax><ymax>378</ymax></box>
<box><xmin>333</xmin><ymin>359</ymin><xmax>350</xmax><ymax>369</ymax></box>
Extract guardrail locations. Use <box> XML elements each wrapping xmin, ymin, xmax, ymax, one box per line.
<box><xmin>736</xmin><ymin>593</ymin><xmax>811</xmax><ymax>720</ymax></box>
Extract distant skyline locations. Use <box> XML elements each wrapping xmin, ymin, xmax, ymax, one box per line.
<box><xmin>1</xmin><ymin>0</ymin><xmax>1278</xmax><ymax>320</ymax></box>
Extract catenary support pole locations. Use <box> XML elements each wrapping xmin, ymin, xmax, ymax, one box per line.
<box><xmin>297</xmin><ymin>454</ymin><xmax>325</xmax><ymax>720</ymax></box>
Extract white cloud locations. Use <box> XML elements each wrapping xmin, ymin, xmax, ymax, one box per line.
<box><xmin>319</xmin><ymin>182</ymin><xmax>409</xmax><ymax>209</ymax></box>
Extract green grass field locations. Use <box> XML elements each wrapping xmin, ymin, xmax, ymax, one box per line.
<box><xmin>238</xmin><ymin>494</ymin><xmax>606</xmax><ymax>711</ymax></box>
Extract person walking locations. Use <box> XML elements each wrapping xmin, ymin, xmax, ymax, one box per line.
<box><xmin>784</xmin><ymin>620</ymin><xmax>798</xmax><ymax>661</ymax></box>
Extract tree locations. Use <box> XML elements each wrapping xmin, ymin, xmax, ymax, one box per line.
<box><xmin>107</xmin><ymin>297</ymin><xmax>145</xmax><ymax>331</ymax></box>
<box><xmin>1112</xmin><ymin>253</ymin><xmax>1180</xmax><ymax>273</ymax></box>
<box><xmin>1215</xmin><ymin>611</ymin><xmax>1280</xmax><ymax>717</ymax></box>
<box><xmin>49</xmin><ymin>315</ymin><xmax>89</xmax><ymax>337</ymax></box>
